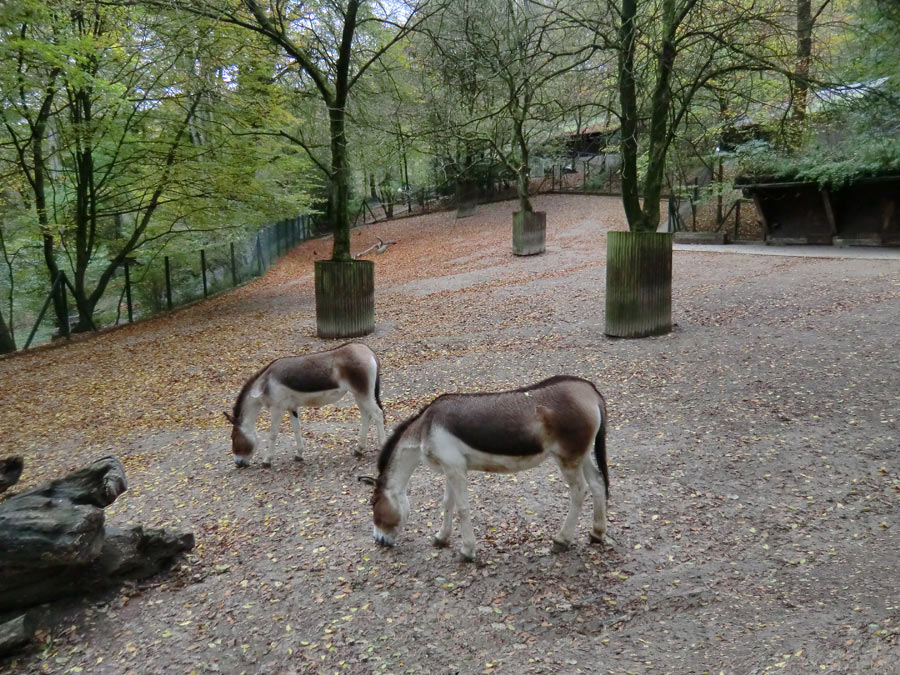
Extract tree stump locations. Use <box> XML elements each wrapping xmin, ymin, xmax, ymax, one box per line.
<box><xmin>513</xmin><ymin>211</ymin><xmax>546</xmax><ymax>256</ymax></box>
<box><xmin>605</xmin><ymin>231</ymin><xmax>672</xmax><ymax>338</ymax></box>
<box><xmin>456</xmin><ymin>180</ymin><xmax>478</xmax><ymax>219</ymax></box>
<box><xmin>314</xmin><ymin>259</ymin><xmax>375</xmax><ymax>338</ymax></box>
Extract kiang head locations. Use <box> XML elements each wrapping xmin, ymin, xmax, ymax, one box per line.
<box><xmin>370</xmin><ymin>478</ymin><xmax>410</xmax><ymax>547</ymax></box>
<box><xmin>365</xmin><ymin>416</ymin><xmax>418</xmax><ymax>547</ymax></box>
<box><xmin>223</xmin><ymin>411</ymin><xmax>256</xmax><ymax>467</ymax></box>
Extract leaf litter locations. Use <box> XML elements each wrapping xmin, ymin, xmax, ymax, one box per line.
<box><xmin>1</xmin><ymin>194</ymin><xmax>899</xmax><ymax>673</ymax></box>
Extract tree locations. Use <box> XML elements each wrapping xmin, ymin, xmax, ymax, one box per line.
<box><xmin>138</xmin><ymin>0</ymin><xmax>431</xmax><ymax>262</ymax></box>
<box><xmin>610</xmin><ymin>0</ymin><xmax>790</xmax><ymax>232</ymax></box>
<box><xmin>417</xmin><ymin>0</ymin><xmax>596</xmax><ymax>216</ymax></box>
<box><xmin>1</xmin><ymin>2</ymin><xmax>312</xmax><ymax>335</ymax></box>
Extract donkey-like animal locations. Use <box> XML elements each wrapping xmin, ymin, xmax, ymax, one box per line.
<box><xmin>370</xmin><ymin>375</ymin><xmax>609</xmax><ymax>561</ymax></box>
<box><xmin>225</xmin><ymin>343</ymin><xmax>386</xmax><ymax>467</ymax></box>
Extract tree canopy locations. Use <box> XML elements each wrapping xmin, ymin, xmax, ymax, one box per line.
<box><xmin>1</xmin><ymin>0</ymin><xmax>894</xmax><ymax>350</ymax></box>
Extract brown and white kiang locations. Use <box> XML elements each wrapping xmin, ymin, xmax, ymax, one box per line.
<box><xmin>225</xmin><ymin>343</ymin><xmax>386</xmax><ymax>467</ymax></box>
<box><xmin>369</xmin><ymin>376</ymin><xmax>609</xmax><ymax>561</ymax></box>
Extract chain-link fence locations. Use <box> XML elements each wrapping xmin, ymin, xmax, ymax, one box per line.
<box><xmin>7</xmin><ymin>215</ymin><xmax>317</xmax><ymax>352</ymax></box>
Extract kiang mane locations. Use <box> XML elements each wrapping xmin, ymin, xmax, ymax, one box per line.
<box><xmin>376</xmin><ymin>407</ymin><xmax>427</xmax><ymax>479</ymax></box>
<box><xmin>232</xmin><ymin>361</ymin><xmax>275</xmax><ymax>423</ymax></box>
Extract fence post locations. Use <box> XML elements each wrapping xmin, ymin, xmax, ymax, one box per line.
<box><xmin>256</xmin><ymin>232</ymin><xmax>263</xmax><ymax>276</ymax></box>
<box><xmin>201</xmin><ymin>249</ymin><xmax>208</xmax><ymax>298</ymax></box>
<box><xmin>230</xmin><ymin>242</ymin><xmax>237</xmax><ymax>286</ymax></box>
<box><xmin>58</xmin><ymin>272</ymin><xmax>70</xmax><ymax>339</ymax></box>
<box><xmin>165</xmin><ymin>256</ymin><xmax>173</xmax><ymax>310</ymax></box>
<box><xmin>124</xmin><ymin>263</ymin><xmax>134</xmax><ymax>323</ymax></box>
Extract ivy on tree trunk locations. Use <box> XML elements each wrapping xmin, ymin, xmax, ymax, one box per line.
<box><xmin>618</xmin><ymin>0</ymin><xmax>691</xmax><ymax>233</ymax></box>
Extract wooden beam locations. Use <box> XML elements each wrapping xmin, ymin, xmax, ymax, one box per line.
<box><xmin>821</xmin><ymin>189</ymin><xmax>837</xmax><ymax>236</ymax></box>
<box><xmin>751</xmin><ymin>194</ymin><xmax>770</xmax><ymax>239</ymax></box>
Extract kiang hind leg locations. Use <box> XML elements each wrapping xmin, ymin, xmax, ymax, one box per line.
<box><xmin>352</xmin><ymin>392</ymin><xmax>386</xmax><ymax>454</ymax></box>
<box><xmin>289</xmin><ymin>409</ymin><xmax>304</xmax><ymax>461</ymax></box>
<box><xmin>553</xmin><ymin>459</ymin><xmax>589</xmax><ymax>551</ymax></box>
<box><xmin>582</xmin><ymin>453</ymin><xmax>608</xmax><ymax>543</ymax></box>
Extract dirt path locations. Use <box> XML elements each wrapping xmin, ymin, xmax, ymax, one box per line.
<box><xmin>1</xmin><ymin>194</ymin><xmax>898</xmax><ymax>674</ymax></box>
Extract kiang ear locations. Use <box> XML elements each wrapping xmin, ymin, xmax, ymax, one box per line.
<box><xmin>357</xmin><ymin>475</ymin><xmax>377</xmax><ymax>487</ymax></box>
<box><xmin>223</xmin><ymin>411</ymin><xmax>235</xmax><ymax>424</ymax></box>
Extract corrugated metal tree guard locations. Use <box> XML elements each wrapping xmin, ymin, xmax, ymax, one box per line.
<box><xmin>604</xmin><ymin>232</ymin><xmax>672</xmax><ymax>338</ymax></box>
<box><xmin>513</xmin><ymin>211</ymin><xmax>546</xmax><ymax>255</ymax></box>
<box><xmin>314</xmin><ymin>260</ymin><xmax>375</xmax><ymax>338</ymax></box>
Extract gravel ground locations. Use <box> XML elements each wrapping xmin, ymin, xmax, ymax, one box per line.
<box><xmin>1</xmin><ymin>193</ymin><xmax>898</xmax><ymax>674</ymax></box>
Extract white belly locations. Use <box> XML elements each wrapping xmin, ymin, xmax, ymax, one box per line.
<box><xmin>266</xmin><ymin>382</ymin><xmax>346</xmax><ymax>409</ymax></box>
<box><xmin>427</xmin><ymin>425</ymin><xmax>550</xmax><ymax>474</ymax></box>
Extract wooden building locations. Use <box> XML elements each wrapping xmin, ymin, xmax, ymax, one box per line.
<box><xmin>736</xmin><ymin>175</ymin><xmax>900</xmax><ymax>246</ymax></box>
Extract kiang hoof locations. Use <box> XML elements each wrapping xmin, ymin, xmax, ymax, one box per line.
<box><xmin>353</xmin><ymin>448</ymin><xmax>365</xmax><ymax>459</ymax></box>
<box><xmin>261</xmin><ymin>460</ymin><xmax>272</xmax><ymax>469</ymax></box>
<box><xmin>552</xmin><ymin>539</ymin><xmax>572</xmax><ymax>553</ymax></box>
<box><xmin>590</xmin><ymin>529</ymin><xmax>612</xmax><ymax>546</ymax></box>
<box><xmin>459</xmin><ymin>550</ymin><xmax>476</xmax><ymax>563</ymax></box>
<box><xmin>433</xmin><ymin>535</ymin><xmax>449</xmax><ymax>548</ymax></box>
<box><xmin>293</xmin><ymin>455</ymin><xmax>304</xmax><ymax>462</ymax></box>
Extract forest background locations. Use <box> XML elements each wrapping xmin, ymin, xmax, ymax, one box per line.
<box><xmin>1</xmin><ymin>0</ymin><xmax>898</xmax><ymax>353</ymax></box>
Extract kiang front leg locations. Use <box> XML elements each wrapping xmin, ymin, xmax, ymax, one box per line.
<box><xmin>433</xmin><ymin>479</ymin><xmax>455</xmax><ymax>548</ymax></box>
<box><xmin>289</xmin><ymin>409</ymin><xmax>304</xmax><ymax>461</ymax></box>
<box><xmin>446</xmin><ymin>470</ymin><xmax>476</xmax><ymax>562</ymax></box>
<box><xmin>554</xmin><ymin>463</ymin><xmax>588</xmax><ymax>551</ymax></box>
<box><xmin>261</xmin><ymin>407</ymin><xmax>285</xmax><ymax>468</ymax></box>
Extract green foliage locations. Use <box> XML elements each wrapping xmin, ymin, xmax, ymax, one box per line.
<box><xmin>737</xmin><ymin>106</ymin><xmax>900</xmax><ymax>188</ymax></box>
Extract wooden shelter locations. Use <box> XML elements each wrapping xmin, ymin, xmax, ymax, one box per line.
<box><xmin>736</xmin><ymin>176</ymin><xmax>900</xmax><ymax>246</ymax></box>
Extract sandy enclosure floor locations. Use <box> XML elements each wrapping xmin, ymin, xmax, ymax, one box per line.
<box><xmin>1</xmin><ymin>194</ymin><xmax>899</xmax><ymax>674</ymax></box>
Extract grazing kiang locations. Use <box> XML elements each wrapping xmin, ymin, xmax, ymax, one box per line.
<box><xmin>369</xmin><ymin>375</ymin><xmax>609</xmax><ymax>561</ymax></box>
<box><xmin>224</xmin><ymin>343</ymin><xmax>386</xmax><ymax>467</ymax></box>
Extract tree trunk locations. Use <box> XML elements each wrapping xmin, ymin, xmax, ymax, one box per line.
<box><xmin>617</xmin><ymin>0</ymin><xmax>644</xmax><ymax>230</ymax></box>
<box><xmin>605</xmin><ymin>232</ymin><xmax>672</xmax><ymax>337</ymax></box>
<box><xmin>328</xmin><ymin>104</ymin><xmax>352</xmax><ymax>262</ymax></box>
<box><xmin>456</xmin><ymin>179</ymin><xmax>478</xmax><ymax>218</ymax></box>
<box><xmin>314</xmin><ymin>260</ymin><xmax>374</xmax><ymax>338</ymax></box>
<box><xmin>791</xmin><ymin>0</ymin><xmax>813</xmax><ymax>149</ymax></box>
<box><xmin>513</xmin><ymin>211</ymin><xmax>546</xmax><ymax>256</ymax></box>
<box><xmin>0</xmin><ymin>310</ymin><xmax>15</xmax><ymax>354</ymax></box>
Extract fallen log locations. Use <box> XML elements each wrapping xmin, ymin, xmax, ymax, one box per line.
<box><xmin>0</xmin><ymin>456</ymin><xmax>127</xmax><ymax>570</ymax></box>
<box><xmin>0</xmin><ymin>456</ymin><xmax>23</xmax><ymax>494</ymax></box>
<box><xmin>0</xmin><ymin>614</ymin><xmax>35</xmax><ymax>656</ymax></box>
<box><xmin>0</xmin><ymin>456</ymin><xmax>194</xmax><ymax>640</ymax></box>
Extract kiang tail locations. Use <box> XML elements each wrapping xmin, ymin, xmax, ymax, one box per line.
<box><xmin>374</xmin><ymin>369</ymin><xmax>383</xmax><ymax>413</ymax></box>
<box><xmin>594</xmin><ymin>400</ymin><xmax>609</xmax><ymax>499</ymax></box>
